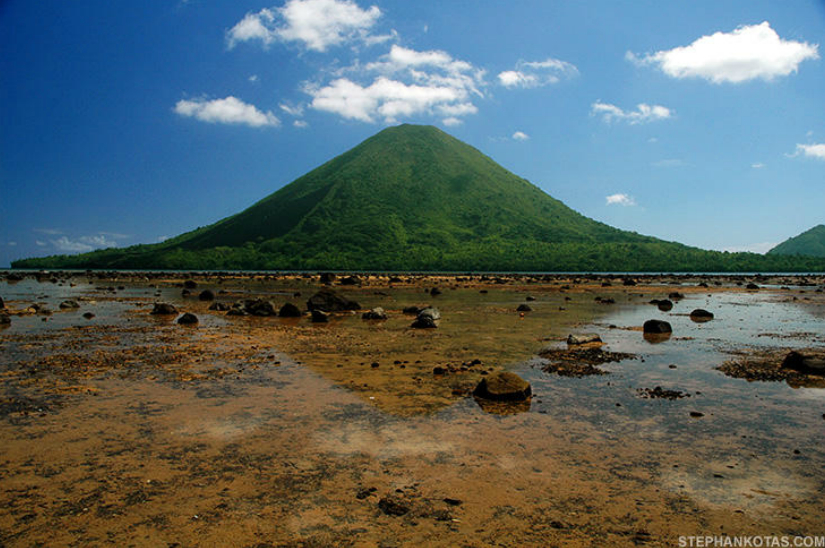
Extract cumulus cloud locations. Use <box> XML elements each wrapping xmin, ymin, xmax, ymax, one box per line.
<box><xmin>227</xmin><ymin>0</ymin><xmax>384</xmax><ymax>52</ymax></box>
<box><xmin>512</xmin><ymin>131</ymin><xmax>529</xmax><ymax>141</ymax></box>
<box><xmin>305</xmin><ymin>44</ymin><xmax>484</xmax><ymax>124</ymax></box>
<box><xmin>51</xmin><ymin>234</ymin><xmax>120</xmax><ymax>254</ymax></box>
<box><xmin>628</xmin><ymin>22</ymin><xmax>819</xmax><ymax>84</ymax></box>
<box><xmin>606</xmin><ymin>193</ymin><xmax>636</xmax><ymax>206</ymax></box>
<box><xmin>591</xmin><ymin>101</ymin><xmax>672</xmax><ymax>124</ymax></box>
<box><xmin>441</xmin><ymin>117</ymin><xmax>462</xmax><ymax>127</ymax></box>
<box><xmin>497</xmin><ymin>58</ymin><xmax>578</xmax><ymax>89</ymax></box>
<box><xmin>792</xmin><ymin>143</ymin><xmax>825</xmax><ymax>160</ymax></box>
<box><xmin>175</xmin><ymin>96</ymin><xmax>280</xmax><ymax>127</ymax></box>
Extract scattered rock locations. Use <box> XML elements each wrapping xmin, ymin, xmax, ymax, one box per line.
<box><xmin>637</xmin><ymin>387</ymin><xmax>690</xmax><ymax>400</ymax></box>
<box><xmin>278</xmin><ymin>302</ymin><xmax>303</xmax><ymax>317</ymax></box>
<box><xmin>378</xmin><ymin>497</ymin><xmax>410</xmax><ymax>516</ymax></box>
<box><xmin>151</xmin><ymin>303</ymin><xmax>178</xmax><ymax>315</ymax></box>
<box><xmin>473</xmin><ymin>371</ymin><xmax>532</xmax><ymax>401</ymax></box>
<box><xmin>411</xmin><ymin>307</ymin><xmax>440</xmax><ymax>328</ymax></box>
<box><xmin>0</xmin><ymin>296</ymin><xmax>6</xmax><ymax>309</ymax></box>
<box><xmin>657</xmin><ymin>299</ymin><xmax>673</xmax><ymax>312</ymax></box>
<box><xmin>643</xmin><ymin>319</ymin><xmax>672</xmax><ymax>334</ymax></box>
<box><xmin>402</xmin><ymin>305</ymin><xmax>422</xmax><ymax>315</ymax></box>
<box><xmin>430</xmin><ymin>287</ymin><xmax>442</xmax><ymax>296</ymax></box>
<box><xmin>362</xmin><ymin>307</ymin><xmax>388</xmax><ymax>320</ymax></box>
<box><xmin>183</xmin><ymin>280</ymin><xmax>198</xmax><ymax>289</ymax></box>
<box><xmin>0</xmin><ymin>313</ymin><xmax>10</xmax><ymax>325</ymax></box>
<box><xmin>198</xmin><ymin>289</ymin><xmax>215</xmax><ymax>301</ymax></box>
<box><xmin>306</xmin><ymin>289</ymin><xmax>360</xmax><ymax>312</ymax></box>
<box><xmin>311</xmin><ymin>310</ymin><xmax>330</xmax><ymax>323</ymax></box>
<box><xmin>82</xmin><ymin>312</ymin><xmax>95</xmax><ymax>320</ymax></box>
<box><xmin>319</xmin><ymin>273</ymin><xmax>336</xmax><ymax>285</ymax></box>
<box><xmin>668</xmin><ymin>292</ymin><xmax>685</xmax><ymax>300</ymax></box>
<box><xmin>177</xmin><ymin>313</ymin><xmax>198</xmax><ymax>325</ymax></box>
<box><xmin>782</xmin><ymin>351</ymin><xmax>825</xmax><ymax>374</ymax></box>
<box><xmin>208</xmin><ymin>302</ymin><xmax>230</xmax><ymax>311</ymax></box>
<box><xmin>689</xmin><ymin>411</ymin><xmax>704</xmax><ymax>418</ymax></box>
<box><xmin>244</xmin><ymin>299</ymin><xmax>277</xmax><ymax>317</ymax></box>
<box><xmin>690</xmin><ymin>309</ymin><xmax>714</xmax><ymax>322</ymax></box>
<box><xmin>746</xmin><ymin>283</ymin><xmax>760</xmax><ymax>290</ymax></box>
<box><xmin>356</xmin><ymin>487</ymin><xmax>377</xmax><ymax>500</ymax></box>
<box><xmin>540</xmin><ymin>346</ymin><xmax>636</xmax><ymax>377</ymax></box>
<box><xmin>340</xmin><ymin>275</ymin><xmax>361</xmax><ymax>286</ymax></box>
<box><xmin>566</xmin><ymin>333</ymin><xmax>601</xmax><ymax>345</ymax></box>
<box><xmin>525</xmin><ymin>295</ymin><xmax>536</xmax><ymax>301</ymax></box>
<box><xmin>516</xmin><ymin>304</ymin><xmax>533</xmax><ymax>312</ymax></box>
<box><xmin>59</xmin><ymin>300</ymin><xmax>80</xmax><ymax>309</ymax></box>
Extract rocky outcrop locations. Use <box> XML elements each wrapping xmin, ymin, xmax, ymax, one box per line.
<box><xmin>473</xmin><ymin>371</ymin><xmax>532</xmax><ymax>401</ymax></box>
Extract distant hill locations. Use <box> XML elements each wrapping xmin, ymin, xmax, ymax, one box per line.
<box><xmin>768</xmin><ymin>225</ymin><xmax>825</xmax><ymax>258</ymax></box>
<box><xmin>12</xmin><ymin>124</ymin><xmax>825</xmax><ymax>272</ymax></box>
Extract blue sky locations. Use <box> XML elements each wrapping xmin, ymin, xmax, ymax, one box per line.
<box><xmin>1</xmin><ymin>0</ymin><xmax>824</xmax><ymax>267</ymax></box>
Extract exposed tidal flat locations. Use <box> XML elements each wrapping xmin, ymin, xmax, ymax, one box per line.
<box><xmin>1</xmin><ymin>271</ymin><xmax>824</xmax><ymax>547</ymax></box>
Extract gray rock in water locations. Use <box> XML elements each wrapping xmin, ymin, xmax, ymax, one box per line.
<box><xmin>0</xmin><ymin>296</ymin><xmax>5</xmax><ymax>309</ymax></box>
<box><xmin>307</xmin><ymin>289</ymin><xmax>360</xmax><ymax>312</ymax></box>
<box><xmin>82</xmin><ymin>312</ymin><xmax>95</xmax><ymax>320</ymax></box>
<box><xmin>782</xmin><ymin>351</ymin><xmax>825</xmax><ymax>374</ymax></box>
<box><xmin>278</xmin><ymin>302</ymin><xmax>302</xmax><ymax>317</ymax></box>
<box><xmin>567</xmin><ymin>333</ymin><xmax>602</xmax><ymax>345</ymax></box>
<box><xmin>0</xmin><ymin>312</ymin><xmax>10</xmax><ymax>325</ymax></box>
<box><xmin>59</xmin><ymin>300</ymin><xmax>80</xmax><ymax>309</ymax></box>
<box><xmin>177</xmin><ymin>313</ymin><xmax>198</xmax><ymax>325</ymax></box>
<box><xmin>473</xmin><ymin>371</ymin><xmax>532</xmax><ymax>401</ymax></box>
<box><xmin>311</xmin><ymin>309</ymin><xmax>330</xmax><ymax>323</ymax></box>
<box><xmin>362</xmin><ymin>307</ymin><xmax>387</xmax><ymax>320</ymax></box>
<box><xmin>657</xmin><ymin>299</ymin><xmax>673</xmax><ymax>312</ymax></box>
<box><xmin>643</xmin><ymin>319</ymin><xmax>672</xmax><ymax>334</ymax></box>
<box><xmin>151</xmin><ymin>303</ymin><xmax>178</xmax><ymax>315</ymax></box>
<box><xmin>411</xmin><ymin>307</ymin><xmax>440</xmax><ymax>328</ymax></box>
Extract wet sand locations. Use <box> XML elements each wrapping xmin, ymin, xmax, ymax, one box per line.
<box><xmin>1</xmin><ymin>272</ymin><xmax>824</xmax><ymax>547</ymax></box>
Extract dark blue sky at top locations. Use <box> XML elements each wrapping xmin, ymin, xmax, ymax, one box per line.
<box><xmin>1</xmin><ymin>0</ymin><xmax>823</xmax><ymax>266</ymax></box>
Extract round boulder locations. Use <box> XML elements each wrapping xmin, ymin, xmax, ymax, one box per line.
<box><xmin>177</xmin><ymin>313</ymin><xmax>198</xmax><ymax>325</ymax></box>
<box><xmin>198</xmin><ymin>289</ymin><xmax>215</xmax><ymax>301</ymax></box>
<box><xmin>643</xmin><ymin>319</ymin><xmax>672</xmax><ymax>334</ymax></box>
<box><xmin>362</xmin><ymin>307</ymin><xmax>388</xmax><ymax>320</ymax></box>
<box><xmin>516</xmin><ymin>304</ymin><xmax>533</xmax><ymax>312</ymax></box>
<box><xmin>689</xmin><ymin>309</ymin><xmax>714</xmax><ymax>322</ymax></box>
<box><xmin>279</xmin><ymin>302</ymin><xmax>303</xmax><ymax>317</ymax></box>
<box><xmin>151</xmin><ymin>303</ymin><xmax>178</xmax><ymax>315</ymax></box>
<box><xmin>473</xmin><ymin>371</ymin><xmax>532</xmax><ymax>401</ymax></box>
<box><xmin>411</xmin><ymin>307</ymin><xmax>440</xmax><ymax>328</ymax></box>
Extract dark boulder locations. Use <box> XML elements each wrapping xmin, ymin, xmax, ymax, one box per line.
<box><xmin>525</xmin><ymin>295</ymin><xmax>536</xmax><ymax>301</ymax></box>
<box><xmin>177</xmin><ymin>313</ymin><xmax>198</xmax><ymax>325</ymax></box>
<box><xmin>782</xmin><ymin>351</ymin><xmax>825</xmax><ymax>374</ymax></box>
<box><xmin>208</xmin><ymin>302</ymin><xmax>230</xmax><ymax>311</ymax></box>
<box><xmin>516</xmin><ymin>304</ymin><xmax>533</xmax><ymax>312</ymax></box>
<box><xmin>746</xmin><ymin>283</ymin><xmax>760</xmax><ymax>290</ymax></box>
<box><xmin>643</xmin><ymin>319</ymin><xmax>672</xmax><ymax>334</ymax></box>
<box><xmin>689</xmin><ymin>309</ymin><xmax>714</xmax><ymax>322</ymax></box>
<box><xmin>183</xmin><ymin>280</ymin><xmax>197</xmax><ymax>289</ymax></box>
<box><xmin>430</xmin><ymin>287</ymin><xmax>442</xmax><ymax>296</ymax></box>
<box><xmin>340</xmin><ymin>275</ymin><xmax>361</xmax><ymax>286</ymax></box>
<box><xmin>311</xmin><ymin>309</ymin><xmax>330</xmax><ymax>323</ymax></box>
<box><xmin>668</xmin><ymin>292</ymin><xmax>685</xmax><ymax>300</ymax></box>
<box><xmin>0</xmin><ymin>296</ymin><xmax>4</xmax><ymax>309</ymax></box>
<box><xmin>411</xmin><ymin>307</ymin><xmax>440</xmax><ymax>328</ymax></box>
<box><xmin>278</xmin><ymin>302</ymin><xmax>303</xmax><ymax>317</ymax></box>
<box><xmin>307</xmin><ymin>289</ymin><xmax>360</xmax><ymax>312</ymax></box>
<box><xmin>657</xmin><ymin>299</ymin><xmax>673</xmax><ymax>312</ymax></box>
<box><xmin>378</xmin><ymin>497</ymin><xmax>410</xmax><ymax>516</ymax></box>
<box><xmin>402</xmin><ymin>305</ymin><xmax>422</xmax><ymax>315</ymax></box>
<box><xmin>198</xmin><ymin>289</ymin><xmax>215</xmax><ymax>301</ymax></box>
<box><xmin>82</xmin><ymin>312</ymin><xmax>95</xmax><ymax>320</ymax></box>
<box><xmin>151</xmin><ymin>303</ymin><xmax>178</xmax><ymax>315</ymax></box>
<box><xmin>362</xmin><ymin>307</ymin><xmax>388</xmax><ymax>320</ymax></box>
<box><xmin>245</xmin><ymin>299</ymin><xmax>277</xmax><ymax>316</ymax></box>
<box><xmin>0</xmin><ymin>312</ymin><xmax>10</xmax><ymax>325</ymax></box>
<box><xmin>319</xmin><ymin>272</ymin><xmax>336</xmax><ymax>285</ymax></box>
<box><xmin>473</xmin><ymin>371</ymin><xmax>532</xmax><ymax>401</ymax></box>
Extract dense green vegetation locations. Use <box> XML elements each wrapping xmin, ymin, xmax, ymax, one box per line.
<box><xmin>13</xmin><ymin>125</ymin><xmax>825</xmax><ymax>272</ymax></box>
<box><xmin>768</xmin><ymin>225</ymin><xmax>825</xmax><ymax>258</ymax></box>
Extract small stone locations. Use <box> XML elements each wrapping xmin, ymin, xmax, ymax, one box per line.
<box><xmin>82</xmin><ymin>312</ymin><xmax>95</xmax><ymax>320</ymax></box>
<box><xmin>473</xmin><ymin>371</ymin><xmax>532</xmax><ymax>401</ymax></box>
<box><xmin>198</xmin><ymin>289</ymin><xmax>215</xmax><ymax>301</ymax></box>
<box><xmin>689</xmin><ymin>309</ymin><xmax>714</xmax><ymax>322</ymax></box>
<box><xmin>59</xmin><ymin>300</ymin><xmax>80</xmax><ymax>309</ymax></box>
<box><xmin>278</xmin><ymin>302</ymin><xmax>302</xmax><ymax>317</ymax></box>
<box><xmin>643</xmin><ymin>320</ymin><xmax>672</xmax><ymax>334</ymax></box>
<box><xmin>378</xmin><ymin>497</ymin><xmax>409</xmax><ymax>516</ymax></box>
<box><xmin>362</xmin><ymin>307</ymin><xmax>388</xmax><ymax>320</ymax></box>
<box><xmin>689</xmin><ymin>411</ymin><xmax>704</xmax><ymax>418</ymax></box>
<box><xmin>411</xmin><ymin>307</ymin><xmax>440</xmax><ymax>329</ymax></box>
<box><xmin>177</xmin><ymin>313</ymin><xmax>198</xmax><ymax>325</ymax></box>
<box><xmin>566</xmin><ymin>333</ymin><xmax>601</xmax><ymax>345</ymax></box>
<box><xmin>151</xmin><ymin>303</ymin><xmax>178</xmax><ymax>315</ymax></box>
<box><xmin>516</xmin><ymin>304</ymin><xmax>533</xmax><ymax>312</ymax></box>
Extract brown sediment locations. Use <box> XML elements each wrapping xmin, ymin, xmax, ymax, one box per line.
<box><xmin>717</xmin><ymin>348</ymin><xmax>825</xmax><ymax>388</ymax></box>
<box><xmin>0</xmin><ymin>272</ymin><xmax>824</xmax><ymax>546</ymax></box>
<box><xmin>539</xmin><ymin>345</ymin><xmax>636</xmax><ymax>377</ymax></box>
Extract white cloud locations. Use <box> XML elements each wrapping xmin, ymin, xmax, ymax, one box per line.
<box><xmin>792</xmin><ymin>143</ymin><xmax>825</xmax><ymax>160</ymax></box>
<box><xmin>606</xmin><ymin>193</ymin><xmax>636</xmax><ymax>206</ymax></box>
<box><xmin>306</xmin><ymin>44</ymin><xmax>484</xmax><ymax>124</ymax></box>
<box><xmin>591</xmin><ymin>101</ymin><xmax>672</xmax><ymax>124</ymax></box>
<box><xmin>441</xmin><ymin>117</ymin><xmax>462</xmax><ymax>127</ymax></box>
<box><xmin>629</xmin><ymin>22</ymin><xmax>819</xmax><ymax>84</ymax></box>
<box><xmin>279</xmin><ymin>102</ymin><xmax>305</xmax><ymax>116</ymax></box>
<box><xmin>7</xmin><ymin>241</ymin><xmax>17</xmax><ymax>246</ymax></box>
<box><xmin>721</xmin><ymin>242</ymin><xmax>778</xmax><ymax>254</ymax></box>
<box><xmin>51</xmin><ymin>234</ymin><xmax>119</xmax><ymax>254</ymax></box>
<box><xmin>512</xmin><ymin>131</ymin><xmax>529</xmax><ymax>141</ymax></box>
<box><xmin>751</xmin><ymin>162</ymin><xmax>765</xmax><ymax>169</ymax></box>
<box><xmin>227</xmin><ymin>0</ymin><xmax>383</xmax><ymax>52</ymax></box>
<box><xmin>35</xmin><ymin>240</ymin><xmax>46</xmax><ymax>247</ymax></box>
<box><xmin>497</xmin><ymin>58</ymin><xmax>578</xmax><ymax>89</ymax></box>
<box><xmin>175</xmin><ymin>96</ymin><xmax>280</xmax><ymax>127</ymax></box>
<box><xmin>33</xmin><ymin>228</ymin><xmax>63</xmax><ymax>235</ymax></box>
<box><xmin>294</xmin><ymin>120</ymin><xmax>309</xmax><ymax>128</ymax></box>
<box><xmin>249</xmin><ymin>74</ymin><xmax>259</xmax><ymax>82</ymax></box>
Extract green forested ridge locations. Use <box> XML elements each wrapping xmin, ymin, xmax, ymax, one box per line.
<box><xmin>768</xmin><ymin>225</ymin><xmax>825</xmax><ymax>258</ymax></box>
<box><xmin>12</xmin><ymin>124</ymin><xmax>825</xmax><ymax>272</ymax></box>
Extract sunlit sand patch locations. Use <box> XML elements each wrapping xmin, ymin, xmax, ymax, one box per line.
<box><xmin>313</xmin><ymin>420</ymin><xmax>455</xmax><ymax>459</ymax></box>
<box><xmin>661</xmin><ymin>459</ymin><xmax>813</xmax><ymax>512</ymax></box>
<box><xmin>173</xmin><ymin>413</ymin><xmax>265</xmax><ymax>440</ymax></box>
